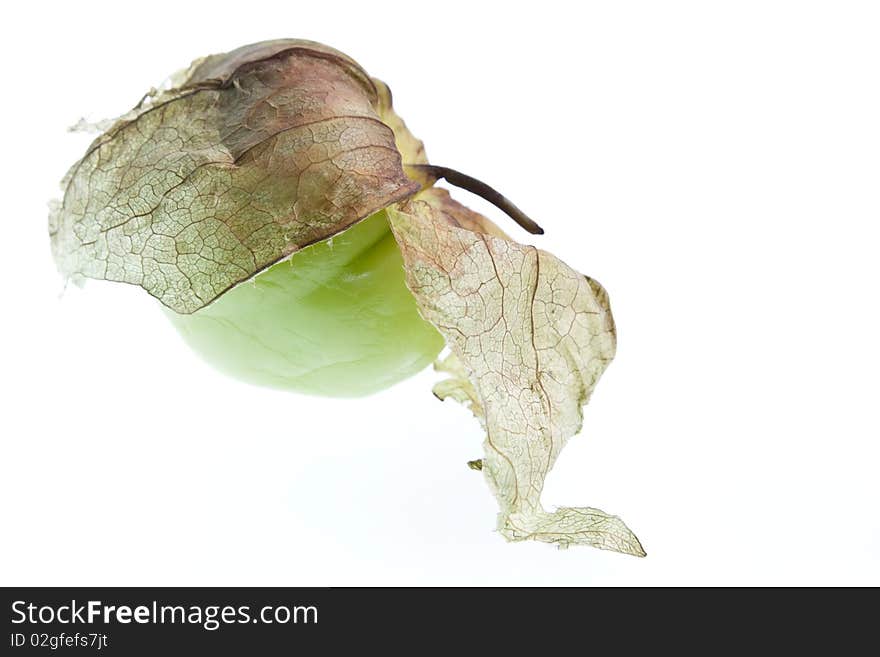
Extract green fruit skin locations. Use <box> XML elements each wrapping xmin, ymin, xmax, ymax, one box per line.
<box><xmin>165</xmin><ymin>210</ymin><xmax>444</xmax><ymax>397</ymax></box>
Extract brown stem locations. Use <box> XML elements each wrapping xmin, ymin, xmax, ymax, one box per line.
<box><xmin>407</xmin><ymin>164</ymin><xmax>544</xmax><ymax>235</ymax></box>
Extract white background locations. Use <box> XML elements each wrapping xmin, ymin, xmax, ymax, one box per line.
<box><xmin>1</xmin><ymin>1</ymin><xmax>878</xmax><ymax>586</ymax></box>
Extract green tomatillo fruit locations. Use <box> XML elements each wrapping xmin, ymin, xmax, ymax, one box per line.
<box><xmin>49</xmin><ymin>39</ymin><xmax>644</xmax><ymax>555</ymax></box>
<box><xmin>165</xmin><ymin>208</ymin><xmax>444</xmax><ymax>396</ymax></box>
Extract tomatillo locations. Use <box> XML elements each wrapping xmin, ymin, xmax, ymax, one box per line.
<box><xmin>165</xmin><ymin>209</ymin><xmax>443</xmax><ymax>397</ymax></box>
